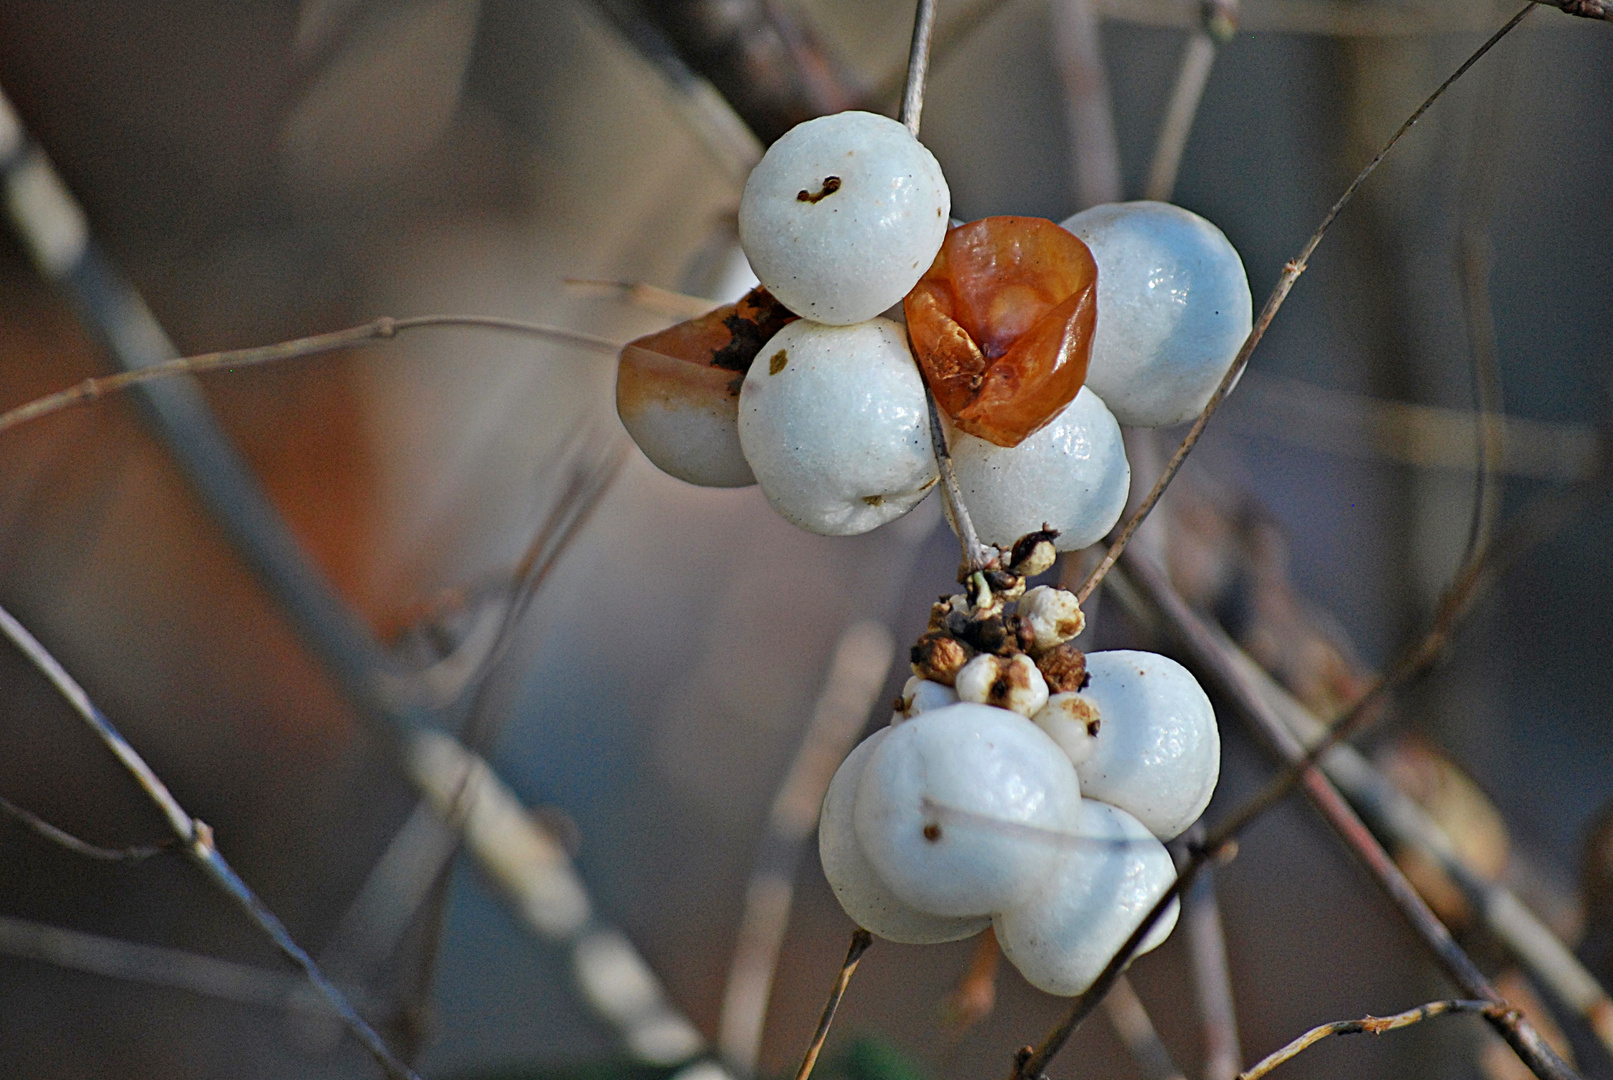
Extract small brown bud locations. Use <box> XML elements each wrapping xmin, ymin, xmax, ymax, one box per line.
<box><xmin>956</xmin><ymin>653</ymin><xmax>1049</xmax><ymax>717</ymax></box>
<box><xmin>910</xmin><ymin>631</ymin><xmax>975</xmax><ymax>686</ymax></box>
<box><xmin>1006</xmin><ymin>613</ymin><xmax>1036</xmax><ymax>653</ymax></box>
<box><xmin>1008</xmin><ymin>528</ymin><xmax>1060</xmax><ymax>577</ymax></box>
<box><xmin>1036</xmin><ymin>643</ymin><xmax>1089</xmax><ymax>693</ymax></box>
<box><xmin>958</xmin><ymin>612</ymin><xmax>1015</xmax><ymax>656</ymax></box>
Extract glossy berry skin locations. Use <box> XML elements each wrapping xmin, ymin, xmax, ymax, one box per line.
<box><xmin>738</xmin><ymin>318</ymin><xmax>937</xmax><ymax>536</ymax></box>
<box><xmin>616</xmin><ymin>287</ymin><xmax>795</xmax><ymax>487</ymax></box>
<box><xmin>944</xmin><ymin>387</ymin><xmax>1129</xmax><ymax>551</ymax></box>
<box><xmin>905</xmin><ymin>217</ymin><xmax>1098</xmax><ymax>447</ymax></box>
<box><xmin>854</xmin><ymin>703</ymin><xmax>1082</xmax><ymax>918</ymax></box>
<box><xmin>994</xmin><ymin>800</ymin><xmax>1179</xmax><ymax>996</ymax></box>
<box><xmin>739</xmin><ymin>111</ymin><xmax>950</xmax><ymax>326</ymax></box>
<box><xmin>819</xmin><ymin>730</ymin><xmax>992</xmax><ymax>943</ymax></box>
<box><xmin>1059</xmin><ymin>202</ymin><xmax>1252</xmax><ymax>428</ymax></box>
<box><xmin>1071</xmin><ymin>650</ymin><xmax>1219</xmax><ymax>840</ymax></box>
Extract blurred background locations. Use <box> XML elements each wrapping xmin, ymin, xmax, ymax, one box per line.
<box><xmin>0</xmin><ymin>2</ymin><xmax>1609</xmax><ymax>1079</ymax></box>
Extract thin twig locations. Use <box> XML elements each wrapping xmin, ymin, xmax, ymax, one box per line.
<box><xmin>0</xmin><ymin>602</ymin><xmax>421</xmax><ymax>1080</ymax></box>
<box><xmin>1238</xmin><ymin>999</ymin><xmax>1498</xmax><ymax>1080</ymax></box>
<box><xmin>927</xmin><ymin>389</ymin><xmax>995</xmax><ymax>575</ymax></box>
<box><xmin>0</xmin><ymin>793</ymin><xmax>173</xmax><ymax>862</ymax></box>
<box><xmin>0</xmin><ymin>315</ymin><xmax>620</xmax><ymax>438</ymax></box>
<box><xmin>1054</xmin><ymin>0</ymin><xmax>1124</xmax><ymax>208</ymax></box>
<box><xmin>898</xmin><ymin>0</ymin><xmax>940</xmax><ymax>136</ymax></box>
<box><xmin>794</xmin><ymin>929</ymin><xmax>873</xmax><ymax>1080</ymax></box>
<box><xmin>1074</xmin><ymin>3</ymin><xmax>1536</xmax><ymax>606</ymax></box>
<box><xmin>718</xmin><ymin>622</ymin><xmax>896</xmax><ymax>1075</ymax></box>
<box><xmin>564</xmin><ymin>278</ymin><xmax>716</xmax><ymax>319</ymax></box>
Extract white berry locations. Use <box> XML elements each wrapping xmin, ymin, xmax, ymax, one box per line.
<box><xmin>1033</xmin><ymin>693</ymin><xmax>1101</xmax><ymax>767</ymax></box>
<box><xmin>615</xmin><ymin>344</ymin><xmax>755</xmax><ymax>488</ymax></box>
<box><xmin>1073</xmin><ymin>651</ymin><xmax>1219</xmax><ymax>840</ymax></box>
<box><xmin>944</xmin><ymin>387</ymin><xmax>1129</xmax><ymax>551</ymax></box>
<box><xmin>1019</xmin><ymin>586</ymin><xmax>1086</xmax><ymax>653</ymax></box>
<box><xmin>819</xmin><ymin>730</ymin><xmax>991</xmax><ymax>943</ymax></box>
<box><xmin>994</xmin><ymin>800</ymin><xmax>1179</xmax><ymax>996</ymax></box>
<box><xmin>1059</xmin><ymin>202</ymin><xmax>1252</xmax><ymax>428</ymax></box>
<box><xmin>954</xmin><ymin>653</ymin><xmax>1049</xmax><ymax>718</ymax></box>
<box><xmin>894</xmin><ymin>676</ymin><xmax>959</xmax><ymax>724</ymax></box>
<box><xmin>854</xmin><ymin>703</ymin><xmax>1082</xmax><ymax>917</ymax></box>
<box><xmin>739</xmin><ymin>111</ymin><xmax>950</xmax><ymax>325</ymax></box>
<box><xmin>738</xmin><ymin>318</ymin><xmax>937</xmax><ymax>536</ymax></box>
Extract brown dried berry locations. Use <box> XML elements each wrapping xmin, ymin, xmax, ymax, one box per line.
<box><xmin>1036</xmin><ymin>643</ymin><xmax>1089</xmax><ymax>693</ymax></box>
<box><xmin>911</xmin><ymin>631</ymin><xmax>975</xmax><ymax>686</ymax></box>
<box><xmin>1009</xmin><ymin>528</ymin><xmax>1060</xmax><ymax>577</ymax></box>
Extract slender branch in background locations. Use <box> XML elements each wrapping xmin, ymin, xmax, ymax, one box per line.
<box><xmin>1144</xmin><ymin>0</ymin><xmax>1236</xmax><ymax>202</ymax></box>
<box><xmin>564</xmin><ymin>278</ymin><xmax>718</xmax><ymax>319</ymax></box>
<box><xmin>1053</xmin><ymin>0</ymin><xmax>1124</xmax><ymax>208</ymax></box>
<box><xmin>1534</xmin><ymin>0</ymin><xmax>1613</xmax><ymax>21</ymax></box>
<box><xmin>718</xmin><ymin>622</ymin><xmax>896</xmax><ymax>1076</ymax></box>
<box><xmin>1116</xmin><ymin>553</ymin><xmax>1582</xmax><ymax>1080</ymax></box>
<box><xmin>1183</xmin><ymin>826</ymin><xmax>1243</xmax><ymax>1080</ymax></box>
<box><xmin>1238</xmin><ymin>999</ymin><xmax>1498</xmax><ymax>1080</ymax></box>
<box><xmin>1103</xmin><ymin>975</ymin><xmax>1188</xmax><ymax>1080</ymax></box>
<box><xmin>944</xmin><ymin>929</ymin><xmax>1004</xmax><ymax>1034</ymax></box>
<box><xmin>898</xmin><ymin>0</ymin><xmax>940</xmax><ymax>135</ymax></box>
<box><xmin>794</xmin><ymin>929</ymin><xmax>874</xmax><ymax>1080</ymax></box>
<box><xmin>0</xmin><ymin>794</ymin><xmax>173</xmax><ymax>862</ymax></box>
<box><xmin>927</xmin><ymin>389</ymin><xmax>996</xmax><ymax>575</ymax></box>
<box><xmin>1073</xmin><ymin>4</ymin><xmax>1536</xmax><ymax>605</ymax></box>
<box><xmin>1456</xmin><ymin>44</ymin><xmax>1519</xmax><ymax>564</ymax></box>
<box><xmin>0</xmin><ymin>603</ymin><xmax>422</xmax><ymax>1080</ymax></box>
<box><xmin>0</xmin><ymin>315</ymin><xmax>620</xmax><ymax>438</ymax></box>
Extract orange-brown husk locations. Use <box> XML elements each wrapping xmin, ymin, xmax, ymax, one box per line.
<box><xmin>904</xmin><ymin>217</ymin><xmax>1097</xmax><ymax>447</ymax></box>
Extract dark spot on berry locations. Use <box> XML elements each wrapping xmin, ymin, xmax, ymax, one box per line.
<box><xmin>710</xmin><ymin>286</ymin><xmax>798</xmax><ymax>372</ymax></box>
<box><xmin>922</xmin><ymin>823</ymin><xmax>942</xmax><ymax>842</ymax></box>
<box><xmin>797</xmin><ymin>176</ymin><xmax>842</xmax><ymax>203</ymax></box>
<box><xmin>1087</xmin><ymin>718</ymin><xmax>1101</xmax><ymax>737</ymax></box>
<box><xmin>769</xmin><ymin>349</ymin><xmax>788</xmax><ymax>375</ymax></box>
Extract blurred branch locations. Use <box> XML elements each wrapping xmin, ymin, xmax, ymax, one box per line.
<box><xmin>1098</xmin><ymin>0</ymin><xmax>1608</xmax><ymax>32</ymax></box>
<box><xmin>1184</xmin><ymin>829</ymin><xmax>1243</xmax><ymax>1080</ymax></box>
<box><xmin>0</xmin><ymin>602</ymin><xmax>422</xmax><ymax>1080</ymax></box>
<box><xmin>1074</xmin><ymin>3</ymin><xmax>1534</xmax><ymax>604</ymax></box>
<box><xmin>1239</xmin><ymin>1000</ymin><xmax>1499</xmax><ymax>1080</ymax></box>
<box><xmin>718</xmin><ymin>621</ymin><xmax>896</xmax><ymax>1075</ymax></box>
<box><xmin>1054</xmin><ymin>0</ymin><xmax>1124</xmax><ymax>208</ymax></box>
<box><xmin>566</xmin><ymin>278</ymin><xmax>718</xmax><ymax>319</ymax></box>
<box><xmin>1144</xmin><ymin>29</ymin><xmax>1221</xmax><ymax>202</ymax></box>
<box><xmin>0</xmin><ymin>315</ymin><xmax>619</xmax><ymax>438</ymax></box>
<box><xmin>0</xmin><ymin>793</ymin><xmax>173</xmax><ymax>863</ymax></box>
<box><xmin>1104</xmin><ymin>975</ymin><xmax>1188</xmax><ymax>1080</ymax></box>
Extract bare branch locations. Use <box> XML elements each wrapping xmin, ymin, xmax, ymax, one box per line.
<box><xmin>1238</xmin><ymin>1000</ymin><xmax>1497</xmax><ymax>1080</ymax></box>
<box><xmin>0</xmin><ymin>793</ymin><xmax>173</xmax><ymax>863</ymax></box>
<box><xmin>1144</xmin><ymin>29</ymin><xmax>1220</xmax><ymax>203</ymax></box>
<box><xmin>0</xmin><ymin>602</ymin><xmax>421</xmax><ymax>1080</ymax></box>
<box><xmin>0</xmin><ymin>315</ymin><xmax>621</xmax><ymax>439</ymax></box>
<box><xmin>1104</xmin><ymin>975</ymin><xmax>1188</xmax><ymax>1080</ymax></box>
<box><xmin>564</xmin><ymin>278</ymin><xmax>718</xmax><ymax>319</ymax></box>
<box><xmin>794</xmin><ymin>929</ymin><xmax>873</xmax><ymax>1080</ymax></box>
<box><xmin>927</xmin><ymin>389</ymin><xmax>997</xmax><ymax>576</ymax></box>
<box><xmin>1183</xmin><ymin>831</ymin><xmax>1242</xmax><ymax>1080</ymax></box>
<box><xmin>1054</xmin><ymin>0</ymin><xmax>1124</xmax><ymax>208</ymax></box>
<box><xmin>1074</xmin><ymin>4</ymin><xmax>1536</xmax><ymax>605</ymax></box>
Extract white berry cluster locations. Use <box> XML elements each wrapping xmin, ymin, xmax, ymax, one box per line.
<box><xmin>616</xmin><ymin>110</ymin><xmax>1252</xmax><ymax>550</ymax></box>
<box><xmin>824</xmin><ymin>569</ymin><xmax>1219</xmax><ymax>996</ymax></box>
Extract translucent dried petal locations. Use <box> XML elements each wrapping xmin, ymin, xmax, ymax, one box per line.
<box><xmin>905</xmin><ymin>217</ymin><xmax>1098</xmax><ymax>447</ymax></box>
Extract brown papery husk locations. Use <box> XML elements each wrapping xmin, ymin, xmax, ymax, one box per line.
<box><xmin>904</xmin><ymin>217</ymin><xmax>1097</xmax><ymax>447</ymax></box>
<box><xmin>616</xmin><ymin>286</ymin><xmax>796</xmax><ymax>424</ymax></box>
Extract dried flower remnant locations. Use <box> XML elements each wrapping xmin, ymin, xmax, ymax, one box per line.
<box><xmin>905</xmin><ymin>217</ymin><xmax>1098</xmax><ymax>447</ymax></box>
<box><xmin>616</xmin><ymin>286</ymin><xmax>797</xmax><ymax>488</ymax></box>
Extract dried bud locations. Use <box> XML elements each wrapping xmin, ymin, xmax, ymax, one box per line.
<box><xmin>911</xmin><ymin>631</ymin><xmax>974</xmax><ymax>686</ymax></box>
<box><xmin>894</xmin><ymin>675</ymin><xmax>961</xmax><ymax>723</ymax></box>
<box><xmin>1032</xmin><ymin>693</ymin><xmax>1101</xmax><ymax>767</ymax></box>
<box><xmin>955</xmin><ymin>653</ymin><xmax>1050</xmax><ymax>717</ymax></box>
<box><xmin>1006</xmin><ymin>613</ymin><xmax>1036</xmax><ymax>653</ymax></box>
<box><xmin>1009</xmin><ymin>528</ymin><xmax>1060</xmax><ymax>577</ymax></box>
<box><xmin>1020</xmin><ymin>586</ymin><xmax>1086</xmax><ymax>653</ymax></box>
<box><xmin>1036</xmin><ymin>642</ymin><xmax>1089</xmax><ymax>693</ymax></box>
<box><xmin>985</xmin><ymin>568</ymin><xmax>1026</xmax><ymax>603</ymax></box>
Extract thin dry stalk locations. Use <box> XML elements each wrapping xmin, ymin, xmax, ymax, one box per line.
<box><xmin>927</xmin><ymin>389</ymin><xmax>995</xmax><ymax>575</ymax></box>
<box><xmin>898</xmin><ymin>0</ymin><xmax>940</xmax><ymax>135</ymax></box>
<box><xmin>0</xmin><ymin>793</ymin><xmax>173</xmax><ymax>862</ymax></box>
<box><xmin>1144</xmin><ymin>20</ymin><xmax>1226</xmax><ymax>203</ymax></box>
<box><xmin>1053</xmin><ymin>0</ymin><xmax>1124</xmax><ymax>207</ymax></box>
<box><xmin>1074</xmin><ymin>3</ymin><xmax>1536</xmax><ymax>606</ymax></box>
<box><xmin>564</xmin><ymin>278</ymin><xmax>721</xmax><ymax>319</ymax></box>
<box><xmin>0</xmin><ymin>315</ymin><xmax>620</xmax><ymax>438</ymax></box>
<box><xmin>1238</xmin><ymin>999</ymin><xmax>1497</xmax><ymax>1080</ymax></box>
<box><xmin>794</xmin><ymin>929</ymin><xmax>874</xmax><ymax>1080</ymax></box>
<box><xmin>0</xmin><ymin>603</ymin><xmax>421</xmax><ymax>1080</ymax></box>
